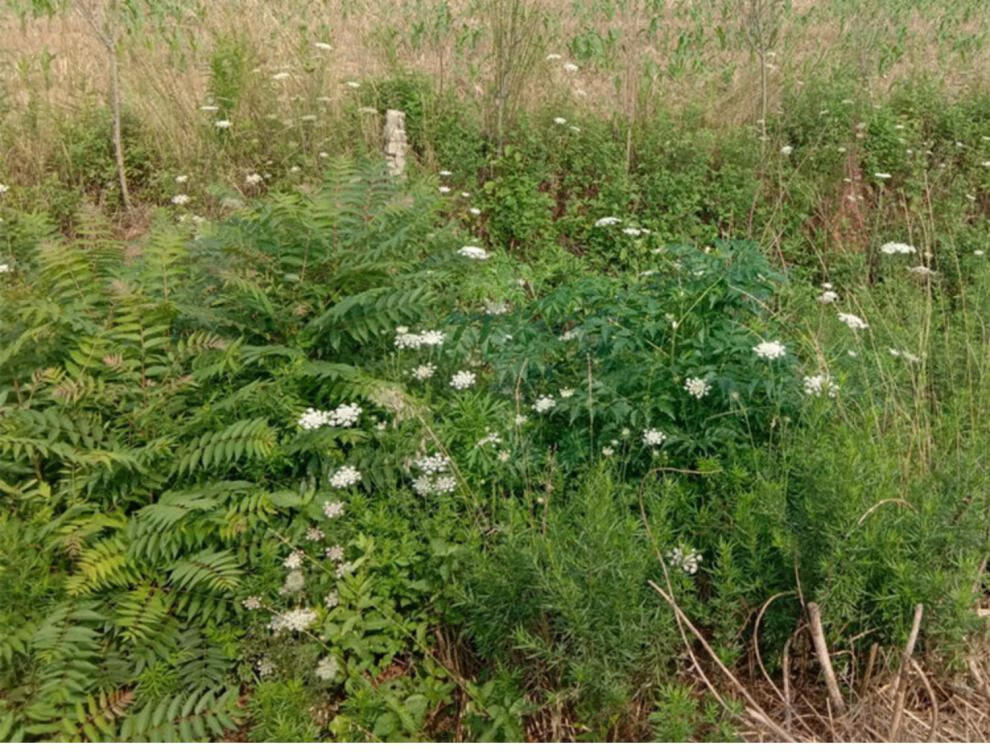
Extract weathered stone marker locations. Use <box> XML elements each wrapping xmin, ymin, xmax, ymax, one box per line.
<box><xmin>383</xmin><ymin>109</ymin><xmax>408</xmax><ymax>178</ymax></box>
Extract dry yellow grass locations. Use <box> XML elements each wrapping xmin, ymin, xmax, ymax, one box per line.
<box><xmin>1</xmin><ymin>0</ymin><xmax>989</xmax><ymax>184</ymax></box>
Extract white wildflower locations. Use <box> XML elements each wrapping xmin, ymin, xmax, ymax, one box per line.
<box><xmin>667</xmin><ymin>546</ymin><xmax>702</xmax><ymax>574</ymax></box>
<box><xmin>533</xmin><ymin>395</ymin><xmax>557</xmax><ymax>414</ymax></box>
<box><xmin>559</xmin><ymin>388</ymin><xmax>576</xmax><ymax>398</ymax></box>
<box><xmin>780</xmin><ymin>145</ymin><xmax>793</xmax><ymax>156</ymax></box>
<box><xmin>315</xmin><ymin>655</ymin><xmax>339</xmax><ymax>681</ymax></box>
<box><xmin>438</xmin><ymin>169</ymin><xmax>453</xmax><ymax>177</ymax></box>
<box><xmin>457</xmin><ymin>245</ymin><xmax>489</xmax><ymax>260</ymax></box>
<box><xmin>880</xmin><ymin>242</ymin><xmax>916</xmax><ymax>255</ymax></box>
<box><xmin>270</xmin><ymin>608</ymin><xmax>317</xmax><ymax>634</ymax></box>
<box><xmin>873</xmin><ymin>172</ymin><xmax>891</xmax><ymax>179</ymax></box>
<box><xmin>497</xmin><ymin>450</ymin><xmax>510</xmax><ymax>462</ymax></box>
<box><xmin>563</xmin><ymin>62</ymin><xmax>579</xmax><ymax>73</ymax></box>
<box><xmin>439</xmin><ymin>185</ymin><xmax>451</xmax><ymax>194</ymax></box>
<box><xmin>684</xmin><ymin>377</ymin><xmax>711</xmax><ymax>399</ymax></box>
<box><xmin>284</xmin><ymin>550</ymin><xmax>304</xmax><ymax>570</ymax></box>
<box><xmin>0</xmin><ymin>263</ymin><xmax>11</xmax><ymax>274</ymax></box>
<box><xmin>837</xmin><ymin>312</ymin><xmax>869</xmax><ymax>330</ymax></box>
<box><xmin>484</xmin><ymin>300</ymin><xmax>510</xmax><ymax>315</ymax></box>
<box><xmin>345</xmin><ymin>81</ymin><xmax>360</xmax><ymax>88</ymax></box>
<box><xmin>476</xmin><ymin>432</ymin><xmax>501</xmax><ymax>448</ymax></box>
<box><xmin>803</xmin><ymin>374</ymin><xmax>838</xmax><ymax>398</ymax></box>
<box><xmin>546</xmin><ymin>53</ymin><xmax>562</xmax><ymax>61</ymax></box>
<box><xmin>513</xmin><ymin>414</ymin><xmax>527</xmax><ymax>427</ymax></box>
<box><xmin>327</xmin><ymin>403</ymin><xmax>362</xmax><ymax>428</ymax></box>
<box><xmin>257</xmin><ymin>657</ymin><xmax>275</xmax><ymax>677</ymax></box>
<box><xmin>818</xmin><ymin>290</ymin><xmax>839</xmax><ymax>303</ymax></box>
<box><xmin>643</xmin><ymin>428</ymin><xmax>666</xmax><ymax>447</ymax></box>
<box><xmin>411</xmin><ymin>363</ymin><xmax>437</xmax><ymax>381</ymax></box>
<box><xmin>450</xmin><ymin>370</ymin><xmax>476</xmax><ymax>390</ymax></box>
<box><xmin>245</xmin><ymin>172</ymin><xmax>263</xmax><ymax>186</ymax></box>
<box><xmin>314</xmin><ymin>42</ymin><xmax>333</xmax><ymax>51</ymax></box>
<box><xmin>432</xmin><ymin>475</ymin><xmax>456</xmax><ymax>495</ymax></box>
<box><xmin>280</xmin><ymin>570</ymin><xmax>305</xmax><ymax>594</ymax></box>
<box><xmin>325</xmin><ymin>545</ymin><xmax>345</xmax><ymax>561</ymax></box>
<box><xmin>469</xmin><ymin>207</ymin><xmax>481</xmax><ymax>216</ymax></box>
<box><xmin>329</xmin><ymin>466</ymin><xmax>361</xmax><ymax>489</ymax></box>
<box><xmin>306</xmin><ymin>527</ymin><xmax>325</xmax><ymax>542</ymax></box>
<box><xmin>242</xmin><ymin>596</ymin><xmax>262</xmax><ymax>610</ymax></box>
<box><xmin>298</xmin><ymin>407</ymin><xmax>333</xmax><ymax>430</ymax></box>
<box><xmin>0</xmin><ymin>184</ymin><xmax>8</xmax><ymax>194</ymax></box>
<box><xmin>908</xmin><ymin>265</ymin><xmax>934</xmax><ymax>276</ymax></box>
<box><xmin>623</xmin><ymin>227</ymin><xmax>643</xmax><ymax>236</ymax></box>
<box><xmin>412</xmin><ymin>475</ymin><xmax>435</xmax><ymax>496</ymax></box>
<box><xmin>171</xmin><ymin>194</ymin><xmax>190</xmax><ymax>206</ymax></box>
<box><xmin>323</xmin><ymin>500</ymin><xmax>345</xmax><ymax>519</ymax></box>
<box><xmin>175</xmin><ymin>174</ymin><xmax>188</xmax><ymax>184</ymax></box>
<box><xmin>272</xmin><ymin>71</ymin><xmax>290</xmax><ymax>81</ymax></box>
<box><xmin>601</xmin><ymin>446</ymin><xmax>615</xmax><ymax>457</ymax></box>
<box><xmin>559</xmin><ymin>328</ymin><xmax>580</xmax><ymax>341</ymax></box>
<box><xmin>419</xmin><ymin>330</ymin><xmax>446</xmax><ymax>347</ymax></box>
<box><xmin>415</xmin><ymin>453</ymin><xmax>450</xmax><ymax>475</ymax></box>
<box><xmin>215</xmin><ymin>119</ymin><xmax>232</xmax><ymax>129</ymax></box>
<box><xmin>975</xmin><ymin>250</ymin><xmax>985</xmax><ymax>257</ymax></box>
<box><xmin>594</xmin><ymin>216</ymin><xmax>622</xmax><ymax>227</ymax></box>
<box><xmin>753</xmin><ymin>340</ymin><xmax>787</xmax><ymax>360</ymax></box>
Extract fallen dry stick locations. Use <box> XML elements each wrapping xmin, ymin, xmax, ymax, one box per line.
<box><xmin>889</xmin><ymin>603</ymin><xmax>924</xmax><ymax>741</ymax></box>
<box><xmin>807</xmin><ymin>602</ymin><xmax>847</xmax><ymax>715</ymax></box>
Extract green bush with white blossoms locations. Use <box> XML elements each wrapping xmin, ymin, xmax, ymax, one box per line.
<box><xmin>2</xmin><ymin>130</ymin><xmax>989</xmax><ymax>741</ymax></box>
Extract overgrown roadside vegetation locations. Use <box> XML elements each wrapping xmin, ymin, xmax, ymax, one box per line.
<box><xmin>2</xmin><ymin>0</ymin><xmax>990</xmax><ymax>742</ymax></box>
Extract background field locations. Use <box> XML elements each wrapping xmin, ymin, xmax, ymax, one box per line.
<box><xmin>1</xmin><ymin>0</ymin><xmax>990</xmax><ymax>742</ymax></box>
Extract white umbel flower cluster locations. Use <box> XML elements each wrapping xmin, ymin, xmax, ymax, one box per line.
<box><xmin>415</xmin><ymin>453</ymin><xmax>450</xmax><ymax>475</ymax></box>
<box><xmin>298</xmin><ymin>408</ymin><xmax>332</xmax><ymax>430</ymax></box>
<box><xmin>394</xmin><ymin>327</ymin><xmax>446</xmax><ymax>350</ymax></box>
<box><xmin>450</xmin><ymin>370</ymin><xmax>476</xmax><ymax>390</ymax></box>
<box><xmin>329</xmin><ymin>466</ymin><xmax>361</xmax><ymax>489</ymax></box>
<box><xmin>280</xmin><ymin>570</ymin><xmax>304</xmax><ymax>594</ymax></box>
<box><xmin>683</xmin><ymin>377</ymin><xmax>711</xmax><ymax>399</ymax></box>
<box><xmin>476</xmin><ymin>431</ymin><xmax>501</xmax><ymax>448</ymax></box>
<box><xmin>411</xmin><ymin>453</ymin><xmax>456</xmax><ymax>497</ymax></box>
<box><xmin>880</xmin><ymin>241</ymin><xmax>916</xmax><ymax>255</ymax></box>
<box><xmin>594</xmin><ymin>216</ymin><xmax>622</xmax><ymax>227</ymax></box>
<box><xmin>283</xmin><ymin>550</ymin><xmax>304</xmax><ymax>570</ymax></box>
<box><xmin>667</xmin><ymin>546</ymin><xmax>703</xmax><ymax>574</ymax></box>
<box><xmin>323</xmin><ymin>500</ymin><xmax>345</xmax><ymax>519</ymax></box>
<box><xmin>532</xmin><ymin>395</ymin><xmax>557</xmax><ymax>414</ymax></box>
<box><xmin>315</xmin><ymin>655</ymin><xmax>339</xmax><ymax>681</ymax></box>
<box><xmin>457</xmin><ymin>245</ymin><xmax>489</xmax><ymax>260</ymax></box>
<box><xmin>297</xmin><ymin>403</ymin><xmax>362</xmax><ymax>430</ymax></box>
<box><xmin>753</xmin><ymin>340</ymin><xmax>787</xmax><ymax>360</ymax></box>
<box><xmin>327</xmin><ymin>403</ymin><xmax>362</xmax><ymax>427</ymax></box>
<box><xmin>642</xmin><ymin>428</ymin><xmax>667</xmax><ymax>447</ymax></box>
<box><xmin>803</xmin><ymin>374</ymin><xmax>839</xmax><ymax>398</ymax></box>
<box><xmin>837</xmin><ymin>312</ymin><xmax>869</xmax><ymax>330</ymax></box>
<box><xmin>410</xmin><ymin>363</ymin><xmax>437</xmax><ymax>381</ymax></box>
<box><xmin>269</xmin><ymin>608</ymin><xmax>318</xmax><ymax>634</ymax></box>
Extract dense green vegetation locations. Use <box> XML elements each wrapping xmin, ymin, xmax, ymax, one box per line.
<box><xmin>2</xmin><ymin>0</ymin><xmax>990</xmax><ymax>742</ymax></box>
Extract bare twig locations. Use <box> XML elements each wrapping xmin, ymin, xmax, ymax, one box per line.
<box><xmin>889</xmin><ymin>603</ymin><xmax>924</xmax><ymax>741</ymax></box>
<box><xmin>807</xmin><ymin>602</ymin><xmax>847</xmax><ymax>714</ymax></box>
<box><xmin>648</xmin><ymin>580</ymin><xmax>798</xmax><ymax>742</ymax></box>
<box><xmin>910</xmin><ymin>657</ymin><xmax>939</xmax><ymax>742</ymax></box>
